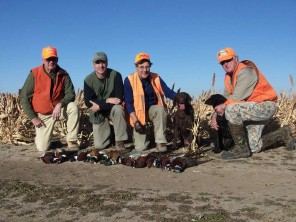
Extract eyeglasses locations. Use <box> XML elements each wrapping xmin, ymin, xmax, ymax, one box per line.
<box><xmin>138</xmin><ymin>65</ymin><xmax>150</xmax><ymax>71</ymax></box>
<box><xmin>220</xmin><ymin>57</ymin><xmax>233</xmax><ymax>65</ymax></box>
<box><xmin>45</xmin><ymin>57</ymin><xmax>58</xmax><ymax>62</ymax></box>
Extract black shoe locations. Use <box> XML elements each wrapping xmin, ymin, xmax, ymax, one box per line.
<box><xmin>221</xmin><ymin>145</ymin><xmax>251</xmax><ymax>160</ymax></box>
<box><xmin>212</xmin><ymin>147</ymin><xmax>222</xmax><ymax>154</ymax></box>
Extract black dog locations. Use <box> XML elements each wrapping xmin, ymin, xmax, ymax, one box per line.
<box><xmin>205</xmin><ymin>94</ymin><xmax>234</xmax><ymax>153</ymax></box>
<box><xmin>173</xmin><ymin>92</ymin><xmax>195</xmax><ymax>149</ymax></box>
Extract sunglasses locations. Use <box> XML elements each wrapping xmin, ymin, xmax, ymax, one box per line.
<box><xmin>94</xmin><ymin>60</ymin><xmax>106</xmax><ymax>64</ymax></box>
<box><xmin>220</xmin><ymin>57</ymin><xmax>233</xmax><ymax>65</ymax></box>
<box><xmin>45</xmin><ymin>57</ymin><xmax>58</xmax><ymax>62</ymax></box>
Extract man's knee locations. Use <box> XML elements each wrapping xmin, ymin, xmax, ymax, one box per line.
<box><xmin>149</xmin><ymin>105</ymin><xmax>167</xmax><ymax>119</ymax></box>
<box><xmin>112</xmin><ymin>104</ymin><xmax>125</xmax><ymax>113</ymax></box>
<box><xmin>66</xmin><ymin>102</ymin><xmax>79</xmax><ymax>114</ymax></box>
<box><xmin>225</xmin><ymin>105</ymin><xmax>243</xmax><ymax>125</ymax></box>
<box><xmin>111</xmin><ymin>105</ymin><xmax>126</xmax><ymax>122</ymax></box>
<box><xmin>154</xmin><ymin>105</ymin><xmax>166</xmax><ymax>112</ymax></box>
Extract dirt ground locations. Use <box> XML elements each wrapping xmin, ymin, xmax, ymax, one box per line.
<box><xmin>0</xmin><ymin>142</ymin><xmax>296</xmax><ymax>222</ymax></box>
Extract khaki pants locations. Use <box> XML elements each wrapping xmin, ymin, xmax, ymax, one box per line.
<box><xmin>133</xmin><ymin>105</ymin><xmax>167</xmax><ymax>151</ymax></box>
<box><xmin>93</xmin><ymin>105</ymin><xmax>128</xmax><ymax>149</ymax></box>
<box><xmin>35</xmin><ymin>102</ymin><xmax>79</xmax><ymax>152</ymax></box>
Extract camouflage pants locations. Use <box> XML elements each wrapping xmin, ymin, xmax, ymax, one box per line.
<box><xmin>225</xmin><ymin>101</ymin><xmax>277</xmax><ymax>153</ymax></box>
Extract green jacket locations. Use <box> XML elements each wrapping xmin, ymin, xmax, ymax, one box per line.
<box><xmin>83</xmin><ymin>68</ymin><xmax>124</xmax><ymax>124</ymax></box>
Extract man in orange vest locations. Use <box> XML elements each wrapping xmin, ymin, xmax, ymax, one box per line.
<box><xmin>124</xmin><ymin>52</ymin><xmax>176</xmax><ymax>154</ymax></box>
<box><xmin>20</xmin><ymin>46</ymin><xmax>80</xmax><ymax>155</ymax></box>
<box><xmin>212</xmin><ymin>47</ymin><xmax>295</xmax><ymax>159</ymax></box>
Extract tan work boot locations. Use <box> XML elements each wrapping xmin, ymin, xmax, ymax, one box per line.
<box><xmin>115</xmin><ymin>141</ymin><xmax>125</xmax><ymax>150</ymax></box>
<box><xmin>156</xmin><ymin>143</ymin><xmax>167</xmax><ymax>152</ymax></box>
<box><xmin>65</xmin><ymin>141</ymin><xmax>79</xmax><ymax>152</ymax></box>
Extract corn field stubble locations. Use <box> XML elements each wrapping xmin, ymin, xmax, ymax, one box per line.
<box><xmin>1</xmin><ymin>82</ymin><xmax>295</xmax><ymax>149</ymax></box>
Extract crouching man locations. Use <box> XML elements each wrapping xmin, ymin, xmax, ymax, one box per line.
<box><xmin>124</xmin><ymin>52</ymin><xmax>177</xmax><ymax>154</ymax></box>
<box><xmin>83</xmin><ymin>52</ymin><xmax>128</xmax><ymax>150</ymax></box>
<box><xmin>20</xmin><ymin>46</ymin><xmax>80</xmax><ymax>155</ymax></box>
<box><xmin>214</xmin><ymin>47</ymin><xmax>295</xmax><ymax>159</ymax></box>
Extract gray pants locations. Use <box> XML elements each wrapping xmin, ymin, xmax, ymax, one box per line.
<box><xmin>93</xmin><ymin>105</ymin><xmax>128</xmax><ymax>149</ymax></box>
<box><xmin>133</xmin><ymin>105</ymin><xmax>168</xmax><ymax>151</ymax></box>
<box><xmin>225</xmin><ymin>101</ymin><xmax>277</xmax><ymax>153</ymax></box>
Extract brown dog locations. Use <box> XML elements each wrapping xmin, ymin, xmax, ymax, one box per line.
<box><xmin>173</xmin><ymin>92</ymin><xmax>194</xmax><ymax>148</ymax></box>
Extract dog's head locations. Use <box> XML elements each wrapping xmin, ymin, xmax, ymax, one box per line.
<box><xmin>205</xmin><ymin>94</ymin><xmax>227</xmax><ymax>108</ymax></box>
<box><xmin>173</xmin><ymin>92</ymin><xmax>192</xmax><ymax>110</ymax></box>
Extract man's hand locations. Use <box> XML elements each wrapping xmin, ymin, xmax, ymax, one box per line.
<box><xmin>211</xmin><ymin>103</ymin><xmax>226</xmax><ymax>130</ymax></box>
<box><xmin>89</xmin><ymin>101</ymin><xmax>100</xmax><ymax>112</ymax></box>
<box><xmin>134</xmin><ymin>120</ymin><xmax>145</xmax><ymax>134</ymax></box>
<box><xmin>106</xmin><ymin>97</ymin><xmax>121</xmax><ymax>105</ymax></box>
<box><xmin>32</xmin><ymin>117</ymin><xmax>45</xmax><ymax>128</ymax></box>
<box><xmin>214</xmin><ymin>103</ymin><xmax>225</xmax><ymax>116</ymax></box>
<box><xmin>52</xmin><ymin>102</ymin><xmax>62</xmax><ymax>119</ymax></box>
<box><xmin>210</xmin><ymin>113</ymin><xmax>219</xmax><ymax>130</ymax></box>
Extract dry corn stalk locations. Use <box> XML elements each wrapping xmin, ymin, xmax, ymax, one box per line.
<box><xmin>1</xmin><ymin>79</ymin><xmax>296</xmax><ymax>148</ymax></box>
<box><xmin>190</xmin><ymin>90</ymin><xmax>213</xmax><ymax>151</ymax></box>
<box><xmin>275</xmin><ymin>88</ymin><xmax>296</xmax><ymax>134</ymax></box>
<box><xmin>0</xmin><ymin>91</ymin><xmax>93</xmax><ymax>146</ymax></box>
<box><xmin>0</xmin><ymin>93</ymin><xmax>34</xmax><ymax>144</ymax></box>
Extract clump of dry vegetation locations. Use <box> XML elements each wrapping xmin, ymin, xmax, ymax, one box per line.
<box><xmin>0</xmin><ymin>75</ymin><xmax>295</xmax><ymax>150</ymax></box>
<box><xmin>0</xmin><ymin>90</ymin><xmax>92</xmax><ymax>146</ymax></box>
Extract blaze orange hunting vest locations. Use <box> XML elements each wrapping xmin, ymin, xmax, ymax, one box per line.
<box><xmin>127</xmin><ymin>72</ymin><xmax>166</xmax><ymax>126</ymax></box>
<box><xmin>31</xmin><ymin>66</ymin><xmax>67</xmax><ymax>114</ymax></box>
<box><xmin>224</xmin><ymin>60</ymin><xmax>277</xmax><ymax>106</ymax></box>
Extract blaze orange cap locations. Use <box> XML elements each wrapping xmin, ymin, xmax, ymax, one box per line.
<box><xmin>217</xmin><ymin>48</ymin><xmax>236</xmax><ymax>63</ymax></box>
<box><xmin>42</xmin><ymin>46</ymin><xmax>58</xmax><ymax>59</ymax></box>
<box><xmin>135</xmin><ymin>52</ymin><xmax>151</xmax><ymax>64</ymax></box>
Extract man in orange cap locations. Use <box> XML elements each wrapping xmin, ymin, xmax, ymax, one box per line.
<box><xmin>212</xmin><ymin>47</ymin><xmax>295</xmax><ymax>159</ymax></box>
<box><xmin>20</xmin><ymin>46</ymin><xmax>80</xmax><ymax>155</ymax></box>
<box><xmin>124</xmin><ymin>52</ymin><xmax>177</xmax><ymax>154</ymax></box>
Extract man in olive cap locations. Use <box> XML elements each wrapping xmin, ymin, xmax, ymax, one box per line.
<box><xmin>84</xmin><ymin>52</ymin><xmax>128</xmax><ymax>150</ymax></box>
<box><xmin>20</xmin><ymin>46</ymin><xmax>80</xmax><ymax>155</ymax></box>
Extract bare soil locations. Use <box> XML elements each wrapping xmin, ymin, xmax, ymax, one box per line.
<box><xmin>0</xmin><ymin>143</ymin><xmax>296</xmax><ymax>222</ymax></box>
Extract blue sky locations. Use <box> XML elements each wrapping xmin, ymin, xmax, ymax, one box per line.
<box><xmin>1</xmin><ymin>0</ymin><xmax>295</xmax><ymax>97</ymax></box>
